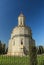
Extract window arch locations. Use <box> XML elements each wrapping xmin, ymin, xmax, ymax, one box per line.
<box><xmin>21</xmin><ymin>39</ymin><xmax>23</xmax><ymax>45</ymax></box>
<box><xmin>20</xmin><ymin>21</ymin><xmax>22</xmax><ymax>25</ymax></box>
<box><xmin>20</xmin><ymin>18</ymin><xmax>22</xmax><ymax>25</ymax></box>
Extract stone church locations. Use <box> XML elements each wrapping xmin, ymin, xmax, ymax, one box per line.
<box><xmin>8</xmin><ymin>13</ymin><xmax>35</xmax><ymax>56</ymax></box>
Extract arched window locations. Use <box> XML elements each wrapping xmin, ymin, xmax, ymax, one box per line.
<box><xmin>20</xmin><ymin>21</ymin><xmax>22</xmax><ymax>25</ymax></box>
<box><xmin>21</xmin><ymin>39</ymin><xmax>23</xmax><ymax>45</ymax></box>
<box><xmin>20</xmin><ymin>18</ymin><xmax>22</xmax><ymax>25</ymax></box>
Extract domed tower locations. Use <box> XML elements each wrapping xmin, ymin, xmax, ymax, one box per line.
<box><xmin>8</xmin><ymin>13</ymin><xmax>35</xmax><ymax>56</ymax></box>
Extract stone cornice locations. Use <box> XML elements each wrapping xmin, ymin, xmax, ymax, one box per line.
<box><xmin>12</xmin><ymin>34</ymin><xmax>31</xmax><ymax>39</ymax></box>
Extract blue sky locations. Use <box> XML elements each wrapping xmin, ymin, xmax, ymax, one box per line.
<box><xmin>0</xmin><ymin>0</ymin><xmax>44</xmax><ymax>46</ymax></box>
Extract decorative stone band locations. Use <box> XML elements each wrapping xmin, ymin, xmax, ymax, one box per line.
<box><xmin>12</xmin><ymin>34</ymin><xmax>31</xmax><ymax>39</ymax></box>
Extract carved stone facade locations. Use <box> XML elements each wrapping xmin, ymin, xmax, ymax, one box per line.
<box><xmin>8</xmin><ymin>13</ymin><xmax>35</xmax><ymax>56</ymax></box>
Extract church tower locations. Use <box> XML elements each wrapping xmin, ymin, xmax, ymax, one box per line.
<box><xmin>8</xmin><ymin>13</ymin><xmax>35</xmax><ymax>56</ymax></box>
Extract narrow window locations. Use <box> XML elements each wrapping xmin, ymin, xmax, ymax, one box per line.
<box><xmin>21</xmin><ymin>21</ymin><xmax>22</xmax><ymax>25</ymax></box>
<box><xmin>21</xmin><ymin>39</ymin><xmax>23</xmax><ymax>45</ymax></box>
<box><xmin>20</xmin><ymin>18</ymin><xmax>22</xmax><ymax>25</ymax></box>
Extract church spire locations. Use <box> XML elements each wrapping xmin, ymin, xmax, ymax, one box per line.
<box><xmin>18</xmin><ymin>12</ymin><xmax>25</xmax><ymax>26</ymax></box>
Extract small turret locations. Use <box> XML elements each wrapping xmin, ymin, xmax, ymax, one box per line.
<box><xmin>18</xmin><ymin>13</ymin><xmax>25</xmax><ymax>26</ymax></box>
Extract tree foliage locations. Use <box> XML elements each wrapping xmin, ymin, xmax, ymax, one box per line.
<box><xmin>0</xmin><ymin>40</ymin><xmax>6</xmax><ymax>54</ymax></box>
<box><xmin>29</xmin><ymin>45</ymin><xmax>37</xmax><ymax>65</ymax></box>
<box><xmin>23</xmin><ymin>46</ymin><xmax>29</xmax><ymax>55</ymax></box>
<box><xmin>37</xmin><ymin>46</ymin><xmax>44</xmax><ymax>54</ymax></box>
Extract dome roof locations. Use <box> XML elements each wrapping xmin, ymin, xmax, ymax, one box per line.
<box><xmin>11</xmin><ymin>26</ymin><xmax>32</xmax><ymax>39</ymax></box>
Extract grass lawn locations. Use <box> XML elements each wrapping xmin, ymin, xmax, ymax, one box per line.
<box><xmin>0</xmin><ymin>54</ymin><xmax>44</xmax><ymax>65</ymax></box>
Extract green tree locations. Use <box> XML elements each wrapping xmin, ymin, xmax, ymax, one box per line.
<box><xmin>38</xmin><ymin>46</ymin><xmax>44</xmax><ymax>54</ymax></box>
<box><xmin>29</xmin><ymin>45</ymin><xmax>37</xmax><ymax>65</ymax></box>
<box><xmin>2</xmin><ymin>44</ymin><xmax>6</xmax><ymax>54</ymax></box>
<box><xmin>0</xmin><ymin>40</ymin><xmax>2</xmax><ymax>54</ymax></box>
<box><xmin>23</xmin><ymin>46</ymin><xmax>29</xmax><ymax>55</ymax></box>
<box><xmin>0</xmin><ymin>40</ymin><xmax>6</xmax><ymax>54</ymax></box>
